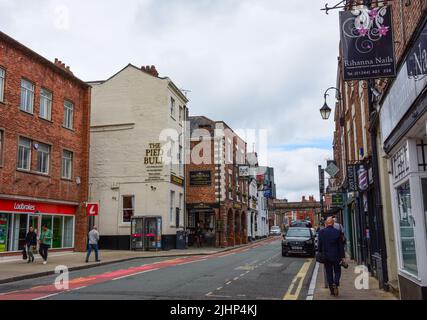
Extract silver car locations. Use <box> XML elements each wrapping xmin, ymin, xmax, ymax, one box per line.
<box><xmin>269</xmin><ymin>226</ymin><xmax>282</xmax><ymax>236</ymax></box>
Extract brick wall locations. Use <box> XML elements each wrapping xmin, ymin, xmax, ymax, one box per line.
<box><xmin>0</xmin><ymin>33</ymin><xmax>91</xmax><ymax>251</ymax></box>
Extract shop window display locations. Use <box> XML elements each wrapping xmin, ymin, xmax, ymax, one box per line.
<box><xmin>0</xmin><ymin>214</ymin><xmax>11</xmax><ymax>252</ymax></box>
<box><xmin>396</xmin><ymin>182</ymin><xmax>418</xmax><ymax>276</ymax></box>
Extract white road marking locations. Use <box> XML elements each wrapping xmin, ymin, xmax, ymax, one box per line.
<box><xmin>72</xmin><ymin>286</ymin><xmax>87</xmax><ymax>291</ymax></box>
<box><xmin>306</xmin><ymin>262</ymin><xmax>320</xmax><ymax>300</ymax></box>
<box><xmin>33</xmin><ymin>292</ymin><xmax>62</xmax><ymax>300</ymax></box>
<box><xmin>226</xmin><ymin>281</ymin><xmax>232</xmax><ymax>285</ymax></box>
<box><xmin>233</xmin><ymin>277</ymin><xmax>239</xmax><ymax>281</ymax></box>
<box><xmin>207</xmin><ymin>294</ymin><xmax>232</xmax><ymax>298</ymax></box>
<box><xmin>216</xmin><ymin>287</ymin><xmax>223</xmax><ymax>291</ymax></box>
<box><xmin>112</xmin><ymin>268</ymin><xmax>160</xmax><ymax>281</ymax></box>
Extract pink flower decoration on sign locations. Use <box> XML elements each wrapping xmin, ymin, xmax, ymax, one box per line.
<box><xmin>369</xmin><ymin>9</ymin><xmax>379</xmax><ymax>20</ymax></box>
<box><xmin>357</xmin><ymin>27</ymin><xmax>369</xmax><ymax>37</ymax></box>
<box><xmin>378</xmin><ymin>25</ymin><xmax>389</xmax><ymax>36</ymax></box>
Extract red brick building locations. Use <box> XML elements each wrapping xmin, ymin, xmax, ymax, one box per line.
<box><xmin>186</xmin><ymin>116</ymin><xmax>248</xmax><ymax>247</ymax></box>
<box><xmin>0</xmin><ymin>31</ymin><xmax>91</xmax><ymax>255</ymax></box>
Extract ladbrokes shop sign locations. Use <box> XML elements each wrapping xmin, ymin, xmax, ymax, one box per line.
<box><xmin>340</xmin><ymin>6</ymin><xmax>396</xmax><ymax>81</ymax></box>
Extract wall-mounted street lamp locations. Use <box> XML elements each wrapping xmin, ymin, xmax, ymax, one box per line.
<box><xmin>320</xmin><ymin>87</ymin><xmax>342</xmax><ymax>120</ymax></box>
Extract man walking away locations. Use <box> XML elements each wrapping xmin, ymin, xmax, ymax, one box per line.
<box><xmin>86</xmin><ymin>226</ymin><xmax>100</xmax><ymax>263</ymax></box>
<box><xmin>318</xmin><ymin>217</ymin><xmax>346</xmax><ymax>296</ymax></box>
<box><xmin>25</xmin><ymin>226</ymin><xmax>37</xmax><ymax>263</ymax></box>
<box><xmin>39</xmin><ymin>225</ymin><xmax>52</xmax><ymax>265</ymax></box>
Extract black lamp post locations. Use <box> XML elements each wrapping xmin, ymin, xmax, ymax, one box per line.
<box><xmin>320</xmin><ymin>87</ymin><xmax>342</xmax><ymax>120</ymax></box>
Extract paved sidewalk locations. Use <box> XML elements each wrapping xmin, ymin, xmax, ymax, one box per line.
<box><xmin>313</xmin><ymin>260</ymin><xmax>397</xmax><ymax>300</ymax></box>
<box><xmin>0</xmin><ymin>237</ymin><xmax>276</xmax><ymax>284</ymax></box>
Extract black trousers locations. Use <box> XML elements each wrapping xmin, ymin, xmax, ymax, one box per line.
<box><xmin>324</xmin><ymin>261</ymin><xmax>341</xmax><ymax>288</ymax></box>
<box><xmin>39</xmin><ymin>244</ymin><xmax>49</xmax><ymax>261</ymax></box>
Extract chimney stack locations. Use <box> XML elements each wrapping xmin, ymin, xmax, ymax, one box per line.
<box><xmin>141</xmin><ymin>65</ymin><xmax>159</xmax><ymax>77</ymax></box>
<box><xmin>54</xmin><ymin>58</ymin><xmax>73</xmax><ymax>75</ymax></box>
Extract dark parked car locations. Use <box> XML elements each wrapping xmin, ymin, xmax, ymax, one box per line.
<box><xmin>290</xmin><ymin>220</ymin><xmax>312</xmax><ymax>228</ymax></box>
<box><xmin>282</xmin><ymin>227</ymin><xmax>315</xmax><ymax>257</ymax></box>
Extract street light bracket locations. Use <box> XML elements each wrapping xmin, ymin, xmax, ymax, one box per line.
<box><xmin>324</xmin><ymin>87</ymin><xmax>342</xmax><ymax>102</ymax></box>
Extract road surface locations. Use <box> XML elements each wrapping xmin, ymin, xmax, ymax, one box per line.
<box><xmin>0</xmin><ymin>238</ymin><xmax>315</xmax><ymax>300</ymax></box>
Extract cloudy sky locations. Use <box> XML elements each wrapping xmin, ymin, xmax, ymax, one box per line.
<box><xmin>0</xmin><ymin>0</ymin><xmax>341</xmax><ymax>201</ymax></box>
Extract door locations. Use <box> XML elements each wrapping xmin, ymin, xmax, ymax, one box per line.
<box><xmin>12</xmin><ymin>214</ymin><xmax>28</xmax><ymax>251</ymax></box>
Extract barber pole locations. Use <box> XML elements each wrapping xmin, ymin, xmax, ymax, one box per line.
<box><xmin>358</xmin><ymin>165</ymin><xmax>368</xmax><ymax>191</ymax></box>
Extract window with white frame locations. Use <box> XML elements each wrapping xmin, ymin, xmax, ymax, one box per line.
<box><xmin>18</xmin><ymin>137</ymin><xmax>31</xmax><ymax>170</ymax></box>
<box><xmin>179</xmin><ymin>106</ymin><xmax>183</xmax><ymax>123</ymax></box>
<box><xmin>39</xmin><ymin>88</ymin><xmax>52</xmax><ymax>121</ymax></box>
<box><xmin>62</xmin><ymin>150</ymin><xmax>73</xmax><ymax>179</ymax></box>
<box><xmin>179</xmin><ymin>145</ymin><xmax>183</xmax><ymax>176</ymax></box>
<box><xmin>122</xmin><ymin>195</ymin><xmax>135</xmax><ymax>223</ymax></box>
<box><xmin>20</xmin><ymin>79</ymin><xmax>34</xmax><ymax>113</ymax></box>
<box><xmin>63</xmin><ymin>100</ymin><xmax>74</xmax><ymax>129</ymax></box>
<box><xmin>0</xmin><ymin>67</ymin><xmax>5</xmax><ymax>102</ymax></box>
<box><xmin>170</xmin><ymin>97</ymin><xmax>175</xmax><ymax>119</ymax></box>
<box><xmin>170</xmin><ymin>191</ymin><xmax>175</xmax><ymax>223</ymax></box>
<box><xmin>36</xmin><ymin>143</ymin><xmax>50</xmax><ymax>174</ymax></box>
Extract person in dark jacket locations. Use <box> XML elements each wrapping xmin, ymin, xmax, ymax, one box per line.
<box><xmin>25</xmin><ymin>226</ymin><xmax>37</xmax><ymax>263</ymax></box>
<box><xmin>318</xmin><ymin>217</ymin><xmax>346</xmax><ymax>296</ymax></box>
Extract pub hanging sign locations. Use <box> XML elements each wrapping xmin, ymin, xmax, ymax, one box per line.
<box><xmin>340</xmin><ymin>6</ymin><xmax>396</xmax><ymax>81</ymax></box>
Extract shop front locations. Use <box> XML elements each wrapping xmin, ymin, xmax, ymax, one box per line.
<box><xmin>0</xmin><ymin>199</ymin><xmax>76</xmax><ymax>254</ymax></box>
<box><xmin>186</xmin><ymin>203</ymin><xmax>218</xmax><ymax>247</ymax></box>
<box><xmin>380</xmin><ymin>18</ymin><xmax>427</xmax><ymax>299</ymax></box>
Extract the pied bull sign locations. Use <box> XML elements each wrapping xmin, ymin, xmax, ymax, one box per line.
<box><xmin>340</xmin><ymin>6</ymin><xmax>396</xmax><ymax>81</ymax></box>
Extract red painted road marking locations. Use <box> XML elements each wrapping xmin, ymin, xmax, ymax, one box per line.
<box><xmin>0</xmin><ymin>237</ymin><xmax>278</xmax><ymax>300</ymax></box>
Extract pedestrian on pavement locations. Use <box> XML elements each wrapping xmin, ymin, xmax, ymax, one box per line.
<box><xmin>38</xmin><ymin>225</ymin><xmax>52</xmax><ymax>265</ymax></box>
<box><xmin>25</xmin><ymin>226</ymin><xmax>37</xmax><ymax>263</ymax></box>
<box><xmin>318</xmin><ymin>216</ymin><xmax>346</xmax><ymax>297</ymax></box>
<box><xmin>86</xmin><ymin>225</ymin><xmax>101</xmax><ymax>263</ymax></box>
<box><xmin>195</xmin><ymin>223</ymin><xmax>204</xmax><ymax>248</ymax></box>
<box><xmin>333</xmin><ymin>216</ymin><xmax>348</xmax><ymax>268</ymax></box>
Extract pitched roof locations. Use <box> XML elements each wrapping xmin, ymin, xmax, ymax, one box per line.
<box><xmin>0</xmin><ymin>31</ymin><xmax>89</xmax><ymax>88</ymax></box>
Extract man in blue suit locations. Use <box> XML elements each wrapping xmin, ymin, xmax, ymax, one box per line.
<box><xmin>318</xmin><ymin>217</ymin><xmax>346</xmax><ymax>296</ymax></box>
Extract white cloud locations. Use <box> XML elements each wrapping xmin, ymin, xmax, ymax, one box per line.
<box><xmin>266</xmin><ymin>148</ymin><xmax>332</xmax><ymax>201</ymax></box>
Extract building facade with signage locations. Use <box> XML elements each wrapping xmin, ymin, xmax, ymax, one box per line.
<box><xmin>330</xmin><ymin>0</ymin><xmax>427</xmax><ymax>299</ymax></box>
<box><xmin>0</xmin><ymin>31</ymin><xmax>91</xmax><ymax>255</ymax></box>
<box><xmin>378</xmin><ymin>9</ymin><xmax>427</xmax><ymax>299</ymax></box>
<box><xmin>246</xmin><ymin>153</ymin><xmax>269</xmax><ymax>240</ymax></box>
<box><xmin>186</xmin><ymin>116</ymin><xmax>248</xmax><ymax>247</ymax></box>
<box><xmin>88</xmin><ymin>64</ymin><xmax>188</xmax><ymax>250</ymax></box>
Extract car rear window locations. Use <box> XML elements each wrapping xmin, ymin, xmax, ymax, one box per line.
<box><xmin>286</xmin><ymin>229</ymin><xmax>310</xmax><ymax>237</ymax></box>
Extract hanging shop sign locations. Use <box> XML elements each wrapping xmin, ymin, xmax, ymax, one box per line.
<box><xmin>407</xmin><ymin>21</ymin><xmax>427</xmax><ymax>78</ymax></box>
<box><xmin>340</xmin><ymin>6</ymin><xmax>396</xmax><ymax>81</ymax></box>
<box><xmin>86</xmin><ymin>203</ymin><xmax>99</xmax><ymax>217</ymax></box>
<box><xmin>358</xmin><ymin>165</ymin><xmax>369</xmax><ymax>191</ymax></box>
<box><xmin>189</xmin><ymin>171</ymin><xmax>212</xmax><ymax>186</ymax></box>
<box><xmin>238</xmin><ymin>165</ymin><xmax>250</xmax><ymax>179</ymax></box>
<box><xmin>331</xmin><ymin>193</ymin><xmax>344</xmax><ymax>207</ymax></box>
<box><xmin>319</xmin><ymin>167</ymin><xmax>325</xmax><ymax>196</ymax></box>
<box><xmin>347</xmin><ymin>164</ymin><xmax>358</xmax><ymax>192</ymax></box>
<box><xmin>325</xmin><ymin>161</ymin><xmax>340</xmax><ymax>178</ymax></box>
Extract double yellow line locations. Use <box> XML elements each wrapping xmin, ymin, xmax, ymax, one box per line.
<box><xmin>283</xmin><ymin>259</ymin><xmax>313</xmax><ymax>300</ymax></box>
